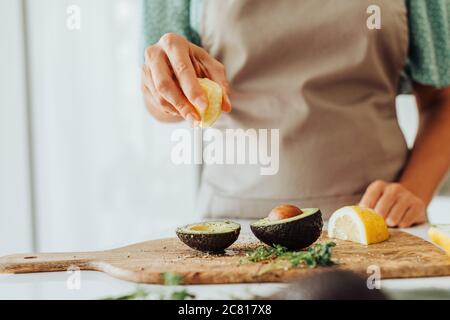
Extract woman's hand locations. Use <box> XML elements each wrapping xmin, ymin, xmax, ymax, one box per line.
<box><xmin>359</xmin><ymin>180</ymin><xmax>426</xmax><ymax>228</ymax></box>
<box><xmin>141</xmin><ymin>33</ymin><xmax>231</xmax><ymax>126</ymax></box>
<box><xmin>360</xmin><ymin>84</ymin><xmax>450</xmax><ymax>228</ymax></box>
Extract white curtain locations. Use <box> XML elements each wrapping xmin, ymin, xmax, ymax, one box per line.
<box><xmin>0</xmin><ymin>0</ymin><xmax>34</xmax><ymax>255</ymax></box>
<box><xmin>25</xmin><ymin>0</ymin><xmax>198</xmax><ymax>252</ymax></box>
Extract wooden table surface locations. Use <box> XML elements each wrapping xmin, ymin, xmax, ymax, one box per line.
<box><xmin>0</xmin><ymin>223</ymin><xmax>449</xmax><ymax>299</ymax></box>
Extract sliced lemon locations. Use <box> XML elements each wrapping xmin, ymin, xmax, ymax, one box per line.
<box><xmin>328</xmin><ymin>206</ymin><xmax>389</xmax><ymax>245</ymax></box>
<box><xmin>429</xmin><ymin>225</ymin><xmax>450</xmax><ymax>256</ymax></box>
<box><xmin>195</xmin><ymin>78</ymin><xmax>223</xmax><ymax>128</ymax></box>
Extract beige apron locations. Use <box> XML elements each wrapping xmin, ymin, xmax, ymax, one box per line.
<box><xmin>197</xmin><ymin>0</ymin><xmax>409</xmax><ymax>219</ymax></box>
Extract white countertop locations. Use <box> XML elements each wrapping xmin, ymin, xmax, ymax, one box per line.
<box><xmin>1</xmin><ymin>198</ymin><xmax>450</xmax><ymax>300</ymax></box>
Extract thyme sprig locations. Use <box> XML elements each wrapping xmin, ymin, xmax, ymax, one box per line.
<box><xmin>242</xmin><ymin>242</ymin><xmax>336</xmax><ymax>268</ymax></box>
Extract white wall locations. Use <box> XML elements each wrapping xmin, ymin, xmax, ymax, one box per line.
<box><xmin>0</xmin><ymin>0</ymin><xmax>34</xmax><ymax>255</ymax></box>
<box><xmin>396</xmin><ymin>95</ymin><xmax>419</xmax><ymax>149</ymax></box>
<box><xmin>24</xmin><ymin>0</ymin><xmax>198</xmax><ymax>252</ymax></box>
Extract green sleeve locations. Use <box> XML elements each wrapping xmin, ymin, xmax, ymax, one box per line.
<box><xmin>403</xmin><ymin>0</ymin><xmax>450</xmax><ymax>91</ymax></box>
<box><xmin>142</xmin><ymin>0</ymin><xmax>201</xmax><ymax>47</ymax></box>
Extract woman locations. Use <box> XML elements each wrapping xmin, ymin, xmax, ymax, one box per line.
<box><xmin>141</xmin><ymin>0</ymin><xmax>450</xmax><ymax>227</ymax></box>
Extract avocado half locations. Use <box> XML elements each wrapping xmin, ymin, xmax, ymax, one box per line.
<box><xmin>176</xmin><ymin>221</ymin><xmax>241</xmax><ymax>252</ymax></box>
<box><xmin>250</xmin><ymin>208</ymin><xmax>323</xmax><ymax>250</ymax></box>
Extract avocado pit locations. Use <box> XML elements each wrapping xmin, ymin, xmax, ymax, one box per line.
<box><xmin>268</xmin><ymin>204</ymin><xmax>303</xmax><ymax>221</ymax></box>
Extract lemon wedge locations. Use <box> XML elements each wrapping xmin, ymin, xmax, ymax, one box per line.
<box><xmin>429</xmin><ymin>225</ymin><xmax>450</xmax><ymax>256</ymax></box>
<box><xmin>328</xmin><ymin>206</ymin><xmax>389</xmax><ymax>245</ymax></box>
<box><xmin>195</xmin><ymin>78</ymin><xmax>223</xmax><ymax>128</ymax></box>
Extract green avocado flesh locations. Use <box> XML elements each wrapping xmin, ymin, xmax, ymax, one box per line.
<box><xmin>176</xmin><ymin>221</ymin><xmax>241</xmax><ymax>252</ymax></box>
<box><xmin>250</xmin><ymin>208</ymin><xmax>323</xmax><ymax>250</ymax></box>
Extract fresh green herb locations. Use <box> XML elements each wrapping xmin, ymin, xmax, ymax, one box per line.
<box><xmin>103</xmin><ymin>273</ymin><xmax>196</xmax><ymax>300</ymax></box>
<box><xmin>243</xmin><ymin>244</ymin><xmax>288</xmax><ymax>262</ymax></box>
<box><xmin>242</xmin><ymin>242</ymin><xmax>336</xmax><ymax>269</ymax></box>
<box><xmin>161</xmin><ymin>272</ymin><xmax>184</xmax><ymax>285</ymax></box>
<box><xmin>103</xmin><ymin>287</ymin><xmax>149</xmax><ymax>300</ymax></box>
<box><xmin>171</xmin><ymin>289</ymin><xmax>196</xmax><ymax>300</ymax></box>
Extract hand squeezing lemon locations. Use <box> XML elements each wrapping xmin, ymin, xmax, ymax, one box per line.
<box><xmin>194</xmin><ymin>78</ymin><xmax>223</xmax><ymax>128</ymax></box>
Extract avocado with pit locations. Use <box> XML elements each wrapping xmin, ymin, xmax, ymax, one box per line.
<box><xmin>176</xmin><ymin>221</ymin><xmax>241</xmax><ymax>252</ymax></box>
<box><xmin>250</xmin><ymin>206</ymin><xmax>323</xmax><ymax>250</ymax></box>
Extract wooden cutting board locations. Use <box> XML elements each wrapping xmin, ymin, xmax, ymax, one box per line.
<box><xmin>1</xmin><ymin>230</ymin><xmax>450</xmax><ymax>284</ymax></box>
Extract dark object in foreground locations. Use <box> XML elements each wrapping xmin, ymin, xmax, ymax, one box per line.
<box><xmin>176</xmin><ymin>221</ymin><xmax>241</xmax><ymax>252</ymax></box>
<box><xmin>270</xmin><ymin>270</ymin><xmax>387</xmax><ymax>300</ymax></box>
<box><xmin>251</xmin><ymin>208</ymin><xmax>323</xmax><ymax>250</ymax></box>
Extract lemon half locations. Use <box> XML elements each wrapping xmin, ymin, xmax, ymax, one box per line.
<box><xmin>195</xmin><ymin>78</ymin><xmax>223</xmax><ymax>128</ymax></box>
<box><xmin>429</xmin><ymin>225</ymin><xmax>450</xmax><ymax>256</ymax></box>
<box><xmin>328</xmin><ymin>206</ymin><xmax>389</xmax><ymax>245</ymax></box>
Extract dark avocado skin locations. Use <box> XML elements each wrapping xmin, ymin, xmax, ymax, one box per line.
<box><xmin>270</xmin><ymin>270</ymin><xmax>387</xmax><ymax>300</ymax></box>
<box><xmin>176</xmin><ymin>227</ymin><xmax>241</xmax><ymax>252</ymax></box>
<box><xmin>250</xmin><ymin>210</ymin><xmax>323</xmax><ymax>250</ymax></box>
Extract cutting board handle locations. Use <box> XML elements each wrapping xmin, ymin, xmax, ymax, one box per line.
<box><xmin>0</xmin><ymin>252</ymin><xmax>96</xmax><ymax>274</ymax></box>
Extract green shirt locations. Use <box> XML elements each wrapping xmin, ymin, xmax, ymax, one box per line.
<box><xmin>142</xmin><ymin>0</ymin><xmax>450</xmax><ymax>92</ymax></box>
